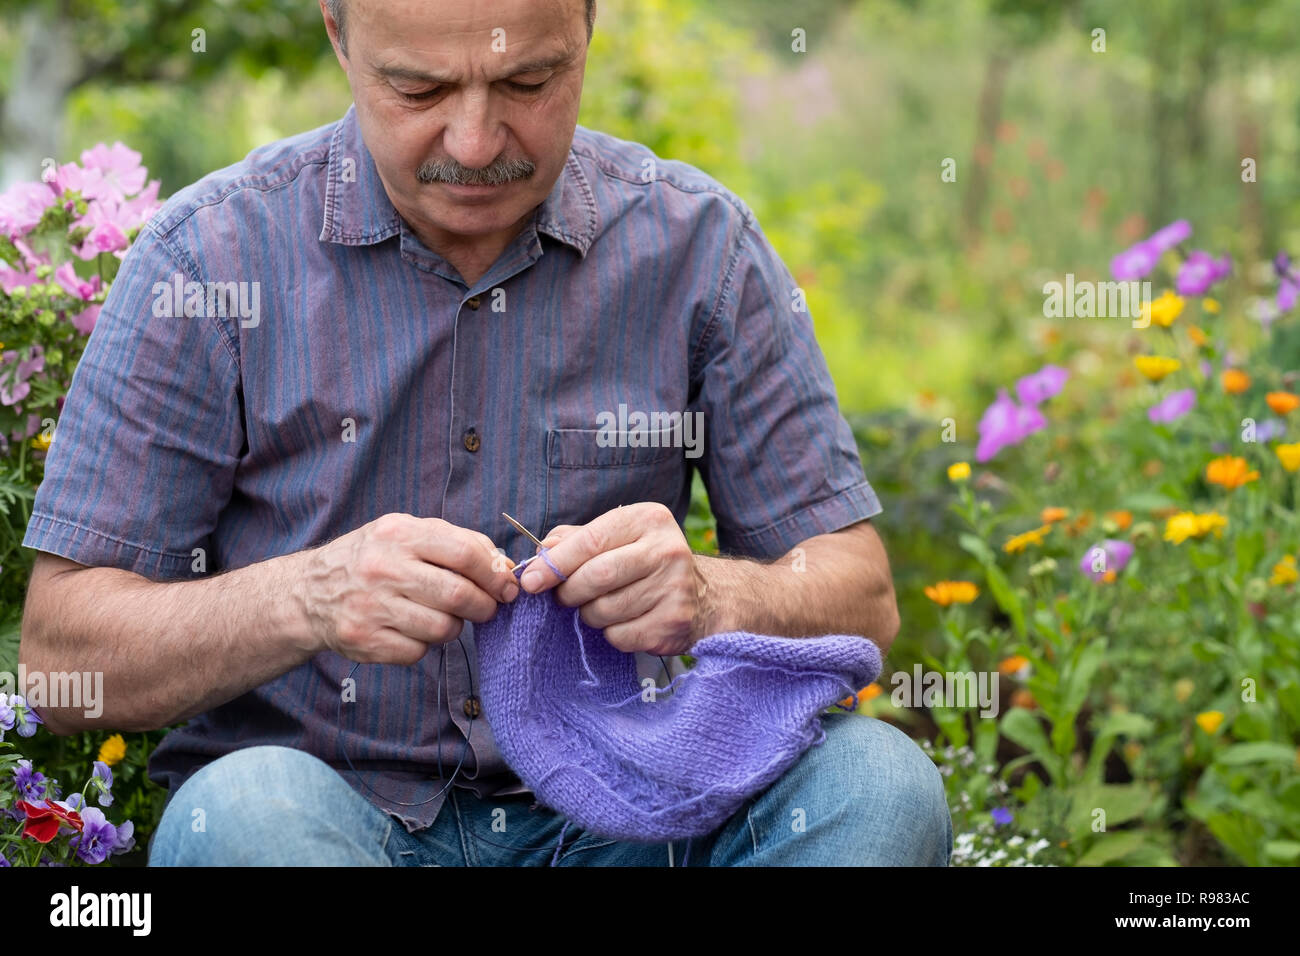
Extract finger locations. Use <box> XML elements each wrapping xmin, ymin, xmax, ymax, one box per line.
<box><xmin>538</xmin><ymin>524</ymin><xmax>579</xmax><ymax>549</ymax></box>
<box><xmin>554</xmin><ymin>542</ymin><xmax>647</xmax><ymax>607</ymax></box>
<box><xmin>398</xmin><ymin>563</ymin><xmax>502</xmax><ymax>623</ymax></box>
<box><xmin>520</xmin><ymin>507</ymin><xmax>643</xmax><ymax>594</ymax></box>
<box><xmin>385</xmin><ymin>595</ymin><xmax>469</xmax><ymax>643</ymax></box>
<box><xmin>344</xmin><ymin>626</ymin><xmax>433</xmax><ymax>667</ymax></box>
<box><xmin>577</xmin><ymin>575</ymin><xmax>660</xmax><ymax>630</ymax></box>
<box><xmin>407</xmin><ymin>519</ymin><xmax>518</xmax><ymax>602</ymax></box>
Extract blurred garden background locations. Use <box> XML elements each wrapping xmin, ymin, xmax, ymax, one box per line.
<box><xmin>3</xmin><ymin>0</ymin><xmax>1300</xmax><ymax>866</ymax></box>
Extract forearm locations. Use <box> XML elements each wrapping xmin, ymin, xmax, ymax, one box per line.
<box><xmin>692</xmin><ymin>522</ymin><xmax>900</xmax><ymax>651</ymax></box>
<box><xmin>19</xmin><ymin>549</ymin><xmax>319</xmax><ymax>734</ymax></box>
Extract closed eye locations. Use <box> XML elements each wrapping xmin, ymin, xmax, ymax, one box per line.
<box><xmin>506</xmin><ymin>79</ymin><xmax>549</xmax><ymax>93</ymax></box>
<box><xmin>397</xmin><ymin>87</ymin><xmax>442</xmax><ymax>101</ymax></box>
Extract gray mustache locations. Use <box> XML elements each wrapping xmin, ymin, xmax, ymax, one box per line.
<box><xmin>416</xmin><ymin>156</ymin><xmax>536</xmax><ymax>186</ymax></box>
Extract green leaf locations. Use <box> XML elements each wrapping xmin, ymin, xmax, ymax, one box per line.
<box><xmin>958</xmin><ymin>533</ymin><xmax>995</xmax><ymax>565</ymax></box>
<box><xmin>1000</xmin><ymin>708</ymin><xmax>1061</xmax><ymax>785</ymax></box>
<box><xmin>1066</xmin><ymin>783</ymin><xmax>1155</xmax><ymax>839</ymax></box>
<box><xmin>1075</xmin><ymin>829</ymin><xmax>1149</xmax><ymax>866</ymax></box>
<box><xmin>1214</xmin><ymin>742</ymin><xmax>1298</xmax><ymax>766</ymax></box>
<box><xmin>1264</xmin><ymin>840</ymin><xmax>1300</xmax><ymax>863</ymax></box>
<box><xmin>983</xmin><ymin>562</ymin><xmax>1026</xmax><ymax>639</ymax></box>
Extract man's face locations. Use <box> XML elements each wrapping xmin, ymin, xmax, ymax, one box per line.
<box><xmin>325</xmin><ymin>0</ymin><xmax>589</xmax><ymax>245</ymax></box>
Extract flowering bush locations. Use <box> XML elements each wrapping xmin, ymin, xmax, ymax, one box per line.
<box><xmin>0</xmin><ymin>143</ymin><xmax>161</xmax><ymax>614</ymax></box>
<box><xmin>0</xmin><ymin>144</ymin><xmax>168</xmax><ymax>864</ymax></box>
<box><xmin>858</xmin><ymin>220</ymin><xmax>1300</xmax><ymax>866</ymax></box>
<box><xmin>0</xmin><ymin>694</ymin><xmax>135</xmax><ymax>866</ymax></box>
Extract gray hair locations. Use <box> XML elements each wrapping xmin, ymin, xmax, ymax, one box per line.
<box><xmin>326</xmin><ymin>0</ymin><xmax>596</xmax><ymax>53</ymax></box>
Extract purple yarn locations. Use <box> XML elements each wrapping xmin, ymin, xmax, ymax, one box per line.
<box><xmin>476</xmin><ymin>553</ymin><xmax>883</xmax><ymax>843</ymax></box>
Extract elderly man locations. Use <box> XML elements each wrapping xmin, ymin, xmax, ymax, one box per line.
<box><xmin>20</xmin><ymin>0</ymin><xmax>951</xmax><ymax>866</ymax></box>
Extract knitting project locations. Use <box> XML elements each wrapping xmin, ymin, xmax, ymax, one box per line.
<box><xmin>474</xmin><ymin>550</ymin><xmax>883</xmax><ymax>843</ymax></box>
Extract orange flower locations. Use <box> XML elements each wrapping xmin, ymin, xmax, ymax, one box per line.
<box><xmin>1040</xmin><ymin>507</ymin><xmax>1069</xmax><ymax>524</ymax></box>
<box><xmin>1065</xmin><ymin>511</ymin><xmax>1093</xmax><ymax>536</ymax></box>
<box><xmin>1004</xmin><ymin>525</ymin><xmax>1053</xmax><ymax>554</ymax></box>
<box><xmin>1186</xmin><ymin>325</ymin><xmax>1209</xmax><ymax>347</ymax></box>
<box><xmin>1267</xmin><ymin>391</ymin><xmax>1300</xmax><ymax>415</ymax></box>
<box><xmin>1106</xmin><ymin>510</ymin><xmax>1133</xmax><ymax>530</ymax></box>
<box><xmin>924</xmin><ymin>581</ymin><xmax>980</xmax><ymax>606</ymax></box>
<box><xmin>858</xmin><ymin>684</ymin><xmax>883</xmax><ymax>703</ymax></box>
<box><xmin>1205</xmin><ymin>455</ymin><xmax>1260</xmax><ymax>490</ymax></box>
<box><xmin>998</xmin><ymin>655</ymin><xmax>1030</xmax><ymax>676</ymax></box>
<box><xmin>1222</xmin><ymin>369</ymin><xmax>1251</xmax><ymax>395</ymax></box>
<box><xmin>1010</xmin><ymin>689</ymin><xmax>1038</xmax><ymax>710</ymax></box>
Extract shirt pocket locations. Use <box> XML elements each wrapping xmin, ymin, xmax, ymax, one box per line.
<box><xmin>543</xmin><ymin>427</ymin><xmax>690</xmax><ymax>534</ymax></box>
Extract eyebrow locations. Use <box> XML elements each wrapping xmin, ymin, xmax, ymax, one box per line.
<box><xmin>375</xmin><ymin>51</ymin><xmax>573</xmax><ymax>85</ymax></box>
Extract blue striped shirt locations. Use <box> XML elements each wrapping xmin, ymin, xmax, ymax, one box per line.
<box><xmin>23</xmin><ymin>105</ymin><xmax>882</xmax><ymax>833</ymax></box>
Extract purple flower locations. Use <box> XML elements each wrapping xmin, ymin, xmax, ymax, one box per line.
<box><xmin>11</xmin><ymin>694</ymin><xmax>44</xmax><ymax>737</ymax></box>
<box><xmin>976</xmin><ymin>388</ymin><xmax>1047</xmax><ymax>462</ymax></box>
<box><xmin>69</xmin><ymin>807</ymin><xmax>118</xmax><ymax>865</ymax></box>
<box><xmin>991</xmin><ymin>807</ymin><xmax>1014</xmax><ymax>826</ymax></box>
<box><xmin>1255</xmin><ymin>419</ymin><xmax>1286</xmax><ymax>443</ymax></box>
<box><xmin>112</xmin><ymin>819</ymin><xmax>136</xmax><ymax>856</ymax></box>
<box><xmin>1111</xmin><ymin>220</ymin><xmax>1192</xmax><ymax>280</ymax></box>
<box><xmin>92</xmin><ymin>760</ymin><xmax>114</xmax><ymax>808</ymax></box>
<box><xmin>1280</xmin><ymin>279</ymin><xmax>1299</xmax><ymax>313</ymax></box>
<box><xmin>1148</xmin><ymin>388</ymin><xmax>1197</xmax><ymax>424</ymax></box>
<box><xmin>13</xmin><ymin>759</ymin><xmax>47</xmax><ymax>801</ymax></box>
<box><xmin>1016</xmin><ymin>364</ymin><xmax>1070</xmax><ymax>406</ymax></box>
<box><xmin>0</xmin><ymin>854</ymin><xmax>10</xmax><ymax>867</ymax></box>
<box><xmin>1175</xmin><ymin>250</ymin><xmax>1231</xmax><ymax>296</ymax></box>
<box><xmin>1080</xmin><ymin>539</ymin><xmax>1134</xmax><ymax>581</ymax></box>
<box><xmin>0</xmin><ymin>694</ymin><xmax>15</xmax><ymax>738</ymax></box>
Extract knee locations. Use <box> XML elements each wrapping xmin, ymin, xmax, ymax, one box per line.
<box><xmin>806</xmin><ymin>715</ymin><xmax>953</xmax><ymax>864</ymax></box>
<box><xmin>149</xmin><ymin>745</ymin><xmax>389</xmax><ymax>866</ymax></box>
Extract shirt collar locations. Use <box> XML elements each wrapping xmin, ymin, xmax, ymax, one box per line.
<box><xmin>320</xmin><ymin>104</ymin><xmax>596</xmax><ymax>257</ymax></box>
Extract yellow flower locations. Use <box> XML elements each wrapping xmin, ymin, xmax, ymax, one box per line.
<box><xmin>1143</xmin><ymin>290</ymin><xmax>1185</xmax><ymax>327</ymax></box>
<box><xmin>1040</xmin><ymin>506</ymin><xmax>1069</xmax><ymax>524</ymax></box>
<box><xmin>1196</xmin><ymin>711</ymin><xmax>1225</xmax><ymax>734</ymax></box>
<box><xmin>1003</xmin><ymin>525</ymin><xmax>1052</xmax><ymax>554</ymax></box>
<box><xmin>1270</xmin><ymin>555</ymin><xmax>1298</xmax><ymax>587</ymax></box>
<box><xmin>1222</xmin><ymin>368</ymin><xmax>1251</xmax><ymax>395</ymax></box>
<box><xmin>924</xmin><ymin>581</ymin><xmax>980</xmax><ymax>607</ymax></box>
<box><xmin>97</xmin><ymin>733</ymin><xmax>127</xmax><ymax>767</ymax></box>
<box><xmin>1186</xmin><ymin>325</ymin><xmax>1209</xmax><ymax>347</ymax></box>
<box><xmin>1163</xmin><ymin>511</ymin><xmax>1227</xmax><ymax>544</ymax></box>
<box><xmin>1174</xmin><ymin>678</ymin><xmax>1195</xmax><ymax>703</ymax></box>
<box><xmin>1205</xmin><ymin>455</ymin><xmax>1260</xmax><ymax>490</ymax></box>
<box><xmin>947</xmin><ymin>462</ymin><xmax>971</xmax><ymax>482</ymax></box>
<box><xmin>30</xmin><ymin>433</ymin><xmax>52</xmax><ymax>452</ymax></box>
<box><xmin>1202</xmin><ymin>297</ymin><xmax>1221</xmax><ymax>314</ymax></box>
<box><xmin>1134</xmin><ymin>355</ymin><xmax>1181</xmax><ymax>382</ymax></box>
<box><xmin>1276</xmin><ymin>444</ymin><xmax>1300</xmax><ymax>472</ymax></box>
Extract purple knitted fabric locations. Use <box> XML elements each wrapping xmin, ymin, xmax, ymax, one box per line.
<box><xmin>474</xmin><ymin>552</ymin><xmax>883</xmax><ymax>843</ymax></box>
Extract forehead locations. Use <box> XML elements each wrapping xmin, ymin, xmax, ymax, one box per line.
<box><xmin>347</xmin><ymin>0</ymin><xmax>585</xmax><ymax>59</ymax></box>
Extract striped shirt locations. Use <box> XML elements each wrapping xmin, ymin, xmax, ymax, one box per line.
<box><xmin>23</xmin><ymin>104</ymin><xmax>882</xmax><ymax>833</ymax></box>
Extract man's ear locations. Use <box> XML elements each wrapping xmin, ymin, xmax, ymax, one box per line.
<box><xmin>320</xmin><ymin>0</ymin><xmax>350</xmax><ymax>70</ymax></box>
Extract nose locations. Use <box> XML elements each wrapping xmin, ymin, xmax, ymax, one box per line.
<box><xmin>441</xmin><ymin>86</ymin><xmax>507</xmax><ymax>172</ymax></box>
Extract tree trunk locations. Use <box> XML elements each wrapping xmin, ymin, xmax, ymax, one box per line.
<box><xmin>961</xmin><ymin>52</ymin><xmax>1010</xmax><ymax>247</ymax></box>
<box><xmin>1</xmin><ymin>6</ymin><xmax>82</xmax><ymax>190</ymax></box>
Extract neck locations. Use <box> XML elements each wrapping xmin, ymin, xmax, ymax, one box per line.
<box><xmin>414</xmin><ymin>214</ymin><xmax>532</xmax><ymax>288</ymax></box>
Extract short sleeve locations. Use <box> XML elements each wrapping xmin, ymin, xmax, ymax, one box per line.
<box><xmin>690</xmin><ymin>210</ymin><xmax>881</xmax><ymax>559</ymax></box>
<box><xmin>21</xmin><ymin>225</ymin><xmax>244</xmax><ymax>580</ymax></box>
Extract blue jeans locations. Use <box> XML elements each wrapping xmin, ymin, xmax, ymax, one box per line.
<box><xmin>148</xmin><ymin>713</ymin><xmax>952</xmax><ymax>866</ymax></box>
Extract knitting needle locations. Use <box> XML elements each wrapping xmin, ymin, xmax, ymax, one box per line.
<box><xmin>502</xmin><ymin>512</ymin><xmax>546</xmax><ymax>550</ymax></box>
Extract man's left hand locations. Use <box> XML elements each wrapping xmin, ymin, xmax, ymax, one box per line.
<box><xmin>517</xmin><ymin>502</ymin><xmax>707</xmax><ymax>656</ymax></box>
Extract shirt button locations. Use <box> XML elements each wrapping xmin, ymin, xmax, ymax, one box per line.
<box><xmin>463</xmin><ymin>696</ymin><xmax>482</xmax><ymax>718</ymax></box>
<box><xmin>463</xmin><ymin>428</ymin><xmax>480</xmax><ymax>453</ymax></box>
<box><xmin>466</xmin><ymin>296</ymin><xmax>481</xmax><ymax>310</ymax></box>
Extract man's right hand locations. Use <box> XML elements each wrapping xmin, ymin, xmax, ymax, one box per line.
<box><xmin>296</xmin><ymin>513</ymin><xmax>519</xmax><ymax>665</ymax></box>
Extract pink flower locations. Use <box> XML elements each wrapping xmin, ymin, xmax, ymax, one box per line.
<box><xmin>1016</xmin><ymin>364</ymin><xmax>1070</xmax><ymax>406</ymax></box>
<box><xmin>70</xmin><ymin>303</ymin><xmax>101</xmax><ymax>335</ymax></box>
<box><xmin>54</xmin><ymin>262</ymin><xmax>102</xmax><ymax>301</ymax></box>
<box><xmin>1148</xmin><ymin>387</ymin><xmax>1196</xmax><ymax>424</ymax></box>
<box><xmin>78</xmin><ymin>142</ymin><xmax>148</xmax><ymax>204</ymax></box>
<box><xmin>976</xmin><ymin>388</ymin><xmax>1047</xmax><ymax>462</ymax></box>
<box><xmin>0</xmin><ymin>181</ymin><xmax>57</xmax><ymax>239</ymax></box>
<box><xmin>1175</xmin><ymin>250</ymin><xmax>1231</xmax><ymax>296</ymax></box>
<box><xmin>74</xmin><ymin>199</ymin><xmax>131</xmax><ymax>259</ymax></box>
<box><xmin>1110</xmin><ymin>219</ymin><xmax>1191</xmax><ymax>281</ymax></box>
<box><xmin>0</xmin><ymin>345</ymin><xmax>45</xmax><ymax>407</ymax></box>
